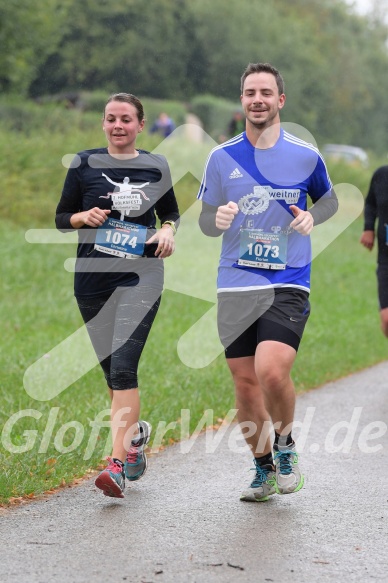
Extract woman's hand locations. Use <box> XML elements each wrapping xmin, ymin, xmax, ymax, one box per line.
<box><xmin>146</xmin><ymin>224</ymin><xmax>176</xmax><ymax>258</ymax></box>
<box><xmin>70</xmin><ymin>208</ymin><xmax>111</xmax><ymax>228</ymax></box>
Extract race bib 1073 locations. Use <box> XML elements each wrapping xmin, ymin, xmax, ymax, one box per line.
<box><xmin>237</xmin><ymin>228</ymin><xmax>287</xmax><ymax>270</ymax></box>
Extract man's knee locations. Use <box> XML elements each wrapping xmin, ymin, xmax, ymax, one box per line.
<box><xmin>230</xmin><ymin>369</ymin><xmax>257</xmax><ymax>396</ymax></box>
<box><xmin>257</xmin><ymin>367</ymin><xmax>291</xmax><ymax>395</ymax></box>
<box><xmin>255</xmin><ymin>341</ymin><xmax>296</xmax><ymax>393</ymax></box>
<box><xmin>228</xmin><ymin>362</ymin><xmax>259</xmax><ymax>403</ymax></box>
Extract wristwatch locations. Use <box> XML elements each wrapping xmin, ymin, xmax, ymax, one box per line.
<box><xmin>162</xmin><ymin>220</ymin><xmax>177</xmax><ymax>235</ymax></box>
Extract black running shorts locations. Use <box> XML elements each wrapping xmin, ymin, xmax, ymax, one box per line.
<box><xmin>217</xmin><ymin>287</ymin><xmax>311</xmax><ymax>358</ymax></box>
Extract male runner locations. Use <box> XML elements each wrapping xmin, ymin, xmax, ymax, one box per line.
<box><xmin>198</xmin><ymin>62</ymin><xmax>338</xmax><ymax>501</ymax></box>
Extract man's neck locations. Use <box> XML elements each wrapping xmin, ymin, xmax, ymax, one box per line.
<box><xmin>245</xmin><ymin>122</ymin><xmax>281</xmax><ymax>150</ymax></box>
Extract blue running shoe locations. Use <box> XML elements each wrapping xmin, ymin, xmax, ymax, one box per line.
<box><xmin>95</xmin><ymin>457</ymin><xmax>125</xmax><ymax>498</ymax></box>
<box><xmin>273</xmin><ymin>442</ymin><xmax>304</xmax><ymax>494</ymax></box>
<box><xmin>240</xmin><ymin>461</ymin><xmax>276</xmax><ymax>502</ymax></box>
<box><xmin>124</xmin><ymin>420</ymin><xmax>152</xmax><ymax>481</ymax></box>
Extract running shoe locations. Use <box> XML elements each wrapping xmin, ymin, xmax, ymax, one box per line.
<box><xmin>273</xmin><ymin>442</ymin><xmax>304</xmax><ymax>494</ymax></box>
<box><xmin>240</xmin><ymin>461</ymin><xmax>277</xmax><ymax>502</ymax></box>
<box><xmin>124</xmin><ymin>420</ymin><xmax>152</xmax><ymax>481</ymax></box>
<box><xmin>95</xmin><ymin>457</ymin><xmax>125</xmax><ymax>498</ymax></box>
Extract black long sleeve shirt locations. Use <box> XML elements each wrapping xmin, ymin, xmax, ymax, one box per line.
<box><xmin>56</xmin><ymin>148</ymin><xmax>179</xmax><ymax>297</ymax></box>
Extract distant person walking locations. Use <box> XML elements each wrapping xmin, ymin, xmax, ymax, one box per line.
<box><xmin>218</xmin><ymin>110</ymin><xmax>245</xmax><ymax>143</ymax></box>
<box><xmin>227</xmin><ymin>110</ymin><xmax>245</xmax><ymax>138</ymax></box>
<box><xmin>360</xmin><ymin>165</ymin><xmax>388</xmax><ymax>337</ymax></box>
<box><xmin>198</xmin><ymin>62</ymin><xmax>338</xmax><ymax>502</ymax></box>
<box><xmin>150</xmin><ymin>112</ymin><xmax>175</xmax><ymax>138</ymax></box>
<box><xmin>56</xmin><ymin>93</ymin><xmax>179</xmax><ymax>498</ymax></box>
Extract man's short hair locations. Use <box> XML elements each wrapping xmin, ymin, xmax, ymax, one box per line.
<box><xmin>241</xmin><ymin>63</ymin><xmax>285</xmax><ymax>95</ymax></box>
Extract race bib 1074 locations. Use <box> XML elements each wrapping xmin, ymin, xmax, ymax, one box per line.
<box><xmin>94</xmin><ymin>217</ymin><xmax>147</xmax><ymax>259</ymax></box>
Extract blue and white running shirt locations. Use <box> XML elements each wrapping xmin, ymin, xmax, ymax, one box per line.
<box><xmin>198</xmin><ymin>129</ymin><xmax>333</xmax><ymax>293</ymax></box>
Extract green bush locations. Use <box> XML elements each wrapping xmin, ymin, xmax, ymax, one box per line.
<box><xmin>323</xmin><ymin>153</ymin><xmax>388</xmax><ymax>197</ymax></box>
<box><xmin>190</xmin><ymin>94</ymin><xmax>242</xmax><ymax>141</ymax></box>
<box><xmin>0</xmin><ymin>97</ymin><xmax>97</xmax><ymax>134</ymax></box>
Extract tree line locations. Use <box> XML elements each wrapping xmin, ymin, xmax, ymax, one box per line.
<box><xmin>1</xmin><ymin>0</ymin><xmax>388</xmax><ymax>152</ymax></box>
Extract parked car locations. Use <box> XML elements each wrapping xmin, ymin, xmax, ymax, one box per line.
<box><xmin>322</xmin><ymin>144</ymin><xmax>369</xmax><ymax>166</ymax></box>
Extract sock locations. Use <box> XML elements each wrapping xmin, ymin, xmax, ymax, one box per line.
<box><xmin>274</xmin><ymin>431</ymin><xmax>294</xmax><ymax>448</ymax></box>
<box><xmin>254</xmin><ymin>451</ymin><xmax>274</xmax><ymax>468</ymax></box>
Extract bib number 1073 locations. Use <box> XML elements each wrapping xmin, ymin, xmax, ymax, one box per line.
<box><xmin>246</xmin><ymin>242</ymin><xmax>280</xmax><ymax>259</ymax></box>
<box><xmin>238</xmin><ymin>229</ymin><xmax>287</xmax><ymax>270</ymax></box>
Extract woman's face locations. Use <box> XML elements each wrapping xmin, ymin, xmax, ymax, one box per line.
<box><xmin>103</xmin><ymin>100</ymin><xmax>145</xmax><ymax>154</ymax></box>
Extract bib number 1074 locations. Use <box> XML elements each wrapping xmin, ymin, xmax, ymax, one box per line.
<box><xmin>103</xmin><ymin>229</ymin><xmax>138</xmax><ymax>248</ymax></box>
<box><xmin>95</xmin><ymin>217</ymin><xmax>146</xmax><ymax>258</ymax></box>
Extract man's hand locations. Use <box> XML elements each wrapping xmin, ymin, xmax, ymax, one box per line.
<box><xmin>360</xmin><ymin>230</ymin><xmax>375</xmax><ymax>251</ymax></box>
<box><xmin>289</xmin><ymin>205</ymin><xmax>314</xmax><ymax>235</ymax></box>
<box><xmin>215</xmin><ymin>201</ymin><xmax>239</xmax><ymax>230</ymax></box>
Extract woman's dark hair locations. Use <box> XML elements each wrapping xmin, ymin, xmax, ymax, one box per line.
<box><xmin>104</xmin><ymin>93</ymin><xmax>145</xmax><ymax>122</ymax></box>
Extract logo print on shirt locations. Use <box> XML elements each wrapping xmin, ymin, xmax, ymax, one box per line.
<box><xmin>229</xmin><ymin>168</ymin><xmax>243</xmax><ymax>179</ymax></box>
<box><xmin>238</xmin><ymin>187</ymin><xmax>270</xmax><ymax>215</ymax></box>
<box><xmin>99</xmin><ymin>173</ymin><xmax>150</xmax><ymax>219</ymax></box>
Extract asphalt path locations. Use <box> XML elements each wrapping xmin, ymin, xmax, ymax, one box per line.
<box><xmin>1</xmin><ymin>362</ymin><xmax>387</xmax><ymax>583</ymax></box>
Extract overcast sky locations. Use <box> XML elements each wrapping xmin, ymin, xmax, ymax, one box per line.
<box><xmin>346</xmin><ymin>0</ymin><xmax>388</xmax><ymax>15</ymax></box>
<box><xmin>345</xmin><ymin>0</ymin><xmax>371</xmax><ymax>13</ymax></box>
<box><xmin>352</xmin><ymin>0</ymin><xmax>372</xmax><ymax>13</ymax></box>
